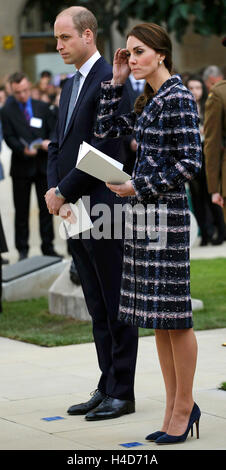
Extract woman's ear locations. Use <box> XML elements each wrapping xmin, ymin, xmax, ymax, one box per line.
<box><xmin>158</xmin><ymin>54</ymin><xmax>165</xmax><ymax>66</ymax></box>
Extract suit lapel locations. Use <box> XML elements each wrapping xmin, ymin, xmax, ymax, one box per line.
<box><xmin>61</xmin><ymin>57</ymin><xmax>104</xmax><ymax>143</ymax></box>
<box><xmin>59</xmin><ymin>79</ymin><xmax>74</xmax><ymax>141</ymax></box>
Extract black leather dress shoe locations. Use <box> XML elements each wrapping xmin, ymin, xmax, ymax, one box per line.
<box><xmin>85</xmin><ymin>396</ymin><xmax>135</xmax><ymax>421</ymax></box>
<box><xmin>67</xmin><ymin>389</ymin><xmax>106</xmax><ymax>415</ymax></box>
<box><xmin>69</xmin><ymin>260</ymin><xmax>81</xmax><ymax>285</ymax></box>
<box><xmin>18</xmin><ymin>251</ymin><xmax>28</xmax><ymax>261</ymax></box>
<box><xmin>212</xmin><ymin>236</ymin><xmax>225</xmax><ymax>245</ymax></box>
<box><xmin>42</xmin><ymin>249</ymin><xmax>63</xmax><ymax>258</ymax></box>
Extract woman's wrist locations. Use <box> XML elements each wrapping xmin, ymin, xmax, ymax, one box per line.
<box><xmin>111</xmin><ymin>78</ymin><xmax>125</xmax><ymax>86</ymax></box>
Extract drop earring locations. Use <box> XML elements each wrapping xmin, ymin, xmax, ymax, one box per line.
<box><xmin>159</xmin><ymin>60</ymin><xmax>162</xmax><ymax>65</ymax></box>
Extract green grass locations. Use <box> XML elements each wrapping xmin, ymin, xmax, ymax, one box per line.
<box><xmin>219</xmin><ymin>382</ymin><xmax>226</xmax><ymax>391</ymax></box>
<box><xmin>0</xmin><ymin>297</ymin><xmax>93</xmax><ymax>347</ymax></box>
<box><xmin>190</xmin><ymin>258</ymin><xmax>226</xmax><ymax>330</ymax></box>
<box><xmin>0</xmin><ymin>258</ymin><xmax>225</xmax><ymax>347</ymax></box>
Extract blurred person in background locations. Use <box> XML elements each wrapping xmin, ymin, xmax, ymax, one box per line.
<box><xmin>0</xmin><ymin>86</ymin><xmax>7</xmax><ymax>108</ymax></box>
<box><xmin>204</xmin><ymin>48</ymin><xmax>226</xmax><ymax>231</ymax></box>
<box><xmin>0</xmin><ymin>86</ymin><xmax>6</xmax><ymax>183</ymax></box>
<box><xmin>0</xmin><ymin>86</ymin><xmax>8</xmax><ymax>265</ymax></box>
<box><xmin>186</xmin><ymin>75</ymin><xmax>225</xmax><ymax>245</ymax></box>
<box><xmin>202</xmin><ymin>65</ymin><xmax>224</xmax><ymax>92</ymax></box>
<box><xmin>1</xmin><ymin>72</ymin><xmax>60</xmax><ymax>261</ymax></box>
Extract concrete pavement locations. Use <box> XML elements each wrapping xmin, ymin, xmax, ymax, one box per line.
<box><xmin>0</xmin><ymin>329</ymin><xmax>225</xmax><ymax>451</ymax></box>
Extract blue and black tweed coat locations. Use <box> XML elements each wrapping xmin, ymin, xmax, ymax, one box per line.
<box><xmin>95</xmin><ymin>75</ymin><xmax>202</xmax><ymax>329</ymax></box>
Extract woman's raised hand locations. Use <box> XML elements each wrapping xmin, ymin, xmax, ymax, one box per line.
<box><xmin>112</xmin><ymin>48</ymin><xmax>130</xmax><ymax>85</ymax></box>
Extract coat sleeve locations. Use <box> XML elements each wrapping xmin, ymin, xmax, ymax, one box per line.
<box><xmin>204</xmin><ymin>89</ymin><xmax>223</xmax><ymax>194</ymax></box>
<box><xmin>1</xmin><ymin>107</ymin><xmax>26</xmax><ymax>157</ymax></box>
<box><xmin>47</xmin><ymin>119</ymin><xmax>60</xmax><ymax>189</ymax></box>
<box><xmin>95</xmin><ymin>82</ymin><xmax>136</xmax><ymax>138</ymax></box>
<box><xmin>132</xmin><ymin>92</ymin><xmax>202</xmax><ymax>200</ymax></box>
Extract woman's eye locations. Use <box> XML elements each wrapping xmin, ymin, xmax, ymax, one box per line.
<box><xmin>136</xmin><ymin>49</ymin><xmax>143</xmax><ymax>54</ymax></box>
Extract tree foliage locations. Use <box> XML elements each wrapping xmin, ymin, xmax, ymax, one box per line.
<box><xmin>117</xmin><ymin>0</ymin><xmax>226</xmax><ymax>40</ymax></box>
<box><xmin>24</xmin><ymin>0</ymin><xmax>116</xmax><ymax>34</ymax></box>
<box><xmin>24</xmin><ymin>0</ymin><xmax>226</xmax><ymax>41</ymax></box>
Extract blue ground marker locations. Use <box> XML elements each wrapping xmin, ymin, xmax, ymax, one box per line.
<box><xmin>120</xmin><ymin>442</ymin><xmax>143</xmax><ymax>448</ymax></box>
<box><xmin>42</xmin><ymin>416</ymin><xmax>65</xmax><ymax>421</ymax></box>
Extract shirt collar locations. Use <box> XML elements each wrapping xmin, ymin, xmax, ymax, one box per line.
<box><xmin>78</xmin><ymin>50</ymin><xmax>101</xmax><ymax>78</ymax></box>
<box><xmin>18</xmin><ymin>97</ymin><xmax>32</xmax><ymax>110</ymax></box>
<box><xmin>129</xmin><ymin>74</ymin><xmax>145</xmax><ymax>87</ymax></box>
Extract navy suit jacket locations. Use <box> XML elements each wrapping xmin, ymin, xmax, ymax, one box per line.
<box><xmin>47</xmin><ymin>56</ymin><xmax>131</xmax><ymax>218</ymax></box>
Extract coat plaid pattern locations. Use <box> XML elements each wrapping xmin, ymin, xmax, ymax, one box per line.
<box><xmin>95</xmin><ymin>75</ymin><xmax>202</xmax><ymax>329</ymax></box>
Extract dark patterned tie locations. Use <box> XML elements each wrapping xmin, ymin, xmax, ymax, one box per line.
<box><xmin>64</xmin><ymin>70</ymin><xmax>81</xmax><ymax>134</ymax></box>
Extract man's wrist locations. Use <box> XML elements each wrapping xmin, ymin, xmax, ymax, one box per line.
<box><xmin>55</xmin><ymin>186</ymin><xmax>65</xmax><ymax>199</ymax></box>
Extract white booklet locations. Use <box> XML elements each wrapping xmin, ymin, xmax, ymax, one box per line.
<box><xmin>58</xmin><ymin>199</ymin><xmax>93</xmax><ymax>240</ymax></box>
<box><xmin>76</xmin><ymin>141</ymin><xmax>131</xmax><ymax>184</ymax></box>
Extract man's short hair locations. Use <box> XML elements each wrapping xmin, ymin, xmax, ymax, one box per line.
<box><xmin>9</xmin><ymin>72</ymin><xmax>28</xmax><ymax>85</ymax></box>
<box><xmin>57</xmin><ymin>7</ymin><xmax>98</xmax><ymax>42</ymax></box>
<box><xmin>203</xmin><ymin>65</ymin><xmax>223</xmax><ymax>81</ymax></box>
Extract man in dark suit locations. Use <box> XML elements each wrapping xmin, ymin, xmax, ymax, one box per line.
<box><xmin>45</xmin><ymin>6</ymin><xmax>138</xmax><ymax>421</ymax></box>
<box><xmin>1</xmin><ymin>72</ymin><xmax>59</xmax><ymax>261</ymax></box>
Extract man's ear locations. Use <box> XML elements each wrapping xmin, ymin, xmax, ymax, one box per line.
<box><xmin>82</xmin><ymin>29</ymin><xmax>93</xmax><ymax>44</ymax></box>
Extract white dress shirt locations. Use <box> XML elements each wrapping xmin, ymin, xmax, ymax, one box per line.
<box><xmin>129</xmin><ymin>73</ymin><xmax>145</xmax><ymax>92</ymax></box>
<box><xmin>75</xmin><ymin>50</ymin><xmax>101</xmax><ymax>104</ymax></box>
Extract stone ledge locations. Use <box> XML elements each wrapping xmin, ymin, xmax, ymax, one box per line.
<box><xmin>48</xmin><ymin>263</ymin><xmax>90</xmax><ymax>321</ymax></box>
<box><xmin>2</xmin><ymin>256</ymin><xmax>68</xmax><ymax>301</ymax></box>
<box><xmin>192</xmin><ymin>298</ymin><xmax>204</xmax><ymax>311</ymax></box>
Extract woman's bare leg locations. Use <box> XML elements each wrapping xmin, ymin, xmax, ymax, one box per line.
<box><xmin>155</xmin><ymin>329</ymin><xmax>177</xmax><ymax>431</ymax></box>
<box><xmin>166</xmin><ymin>328</ymin><xmax>198</xmax><ymax>436</ymax></box>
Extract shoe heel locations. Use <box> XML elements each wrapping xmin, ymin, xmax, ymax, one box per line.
<box><xmin>195</xmin><ymin>419</ymin><xmax>200</xmax><ymax>439</ymax></box>
<box><xmin>190</xmin><ymin>424</ymin><xmax>193</xmax><ymax>437</ymax></box>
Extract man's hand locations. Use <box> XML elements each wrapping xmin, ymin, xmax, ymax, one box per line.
<box><xmin>212</xmin><ymin>192</ymin><xmax>224</xmax><ymax>208</ymax></box>
<box><xmin>45</xmin><ymin>187</ymin><xmax>65</xmax><ymax>215</ymax></box>
<box><xmin>24</xmin><ymin>146</ymin><xmax>37</xmax><ymax>157</ymax></box>
<box><xmin>41</xmin><ymin>139</ymin><xmax>51</xmax><ymax>151</ymax></box>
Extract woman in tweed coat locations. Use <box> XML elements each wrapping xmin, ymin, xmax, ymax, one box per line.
<box><xmin>95</xmin><ymin>24</ymin><xmax>202</xmax><ymax>443</ymax></box>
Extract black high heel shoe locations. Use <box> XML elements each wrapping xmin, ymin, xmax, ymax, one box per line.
<box><xmin>145</xmin><ymin>431</ymin><xmax>165</xmax><ymax>441</ymax></box>
<box><xmin>155</xmin><ymin>403</ymin><xmax>201</xmax><ymax>445</ymax></box>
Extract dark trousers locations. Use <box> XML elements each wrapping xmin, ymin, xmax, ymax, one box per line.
<box><xmin>12</xmin><ymin>174</ymin><xmax>54</xmax><ymax>254</ymax></box>
<box><xmin>68</xmin><ymin>234</ymin><xmax>138</xmax><ymax>401</ymax></box>
<box><xmin>189</xmin><ymin>159</ymin><xmax>225</xmax><ymax>241</ymax></box>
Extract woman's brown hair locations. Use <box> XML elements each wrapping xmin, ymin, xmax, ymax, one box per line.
<box><xmin>127</xmin><ymin>23</ymin><xmax>172</xmax><ymax>114</ymax></box>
